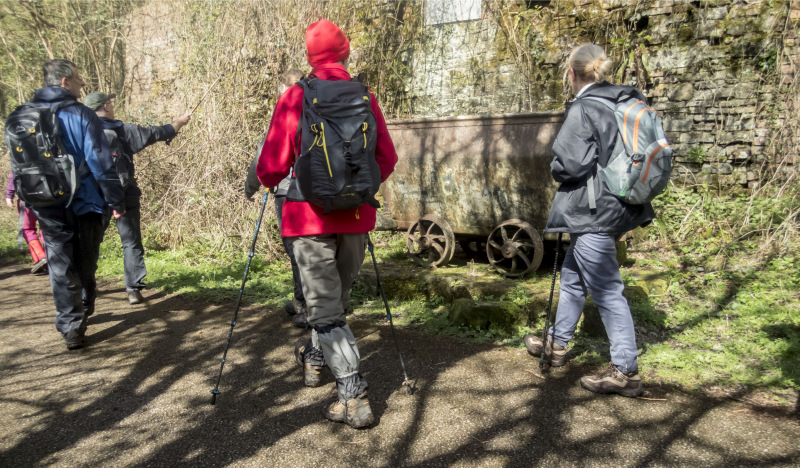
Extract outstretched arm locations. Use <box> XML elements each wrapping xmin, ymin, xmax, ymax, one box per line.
<box><xmin>122</xmin><ymin>112</ymin><xmax>191</xmax><ymax>154</ymax></box>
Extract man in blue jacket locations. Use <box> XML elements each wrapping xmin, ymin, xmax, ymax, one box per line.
<box><xmin>85</xmin><ymin>91</ymin><xmax>190</xmax><ymax>305</ymax></box>
<box><xmin>29</xmin><ymin>59</ymin><xmax>126</xmax><ymax>350</ymax></box>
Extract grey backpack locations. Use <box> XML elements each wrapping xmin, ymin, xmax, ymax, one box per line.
<box><xmin>5</xmin><ymin>100</ymin><xmax>89</xmax><ymax>207</ymax></box>
<box><xmin>583</xmin><ymin>95</ymin><xmax>673</xmax><ymax>207</ymax></box>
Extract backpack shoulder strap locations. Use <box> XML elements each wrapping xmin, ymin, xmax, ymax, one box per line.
<box><xmin>575</xmin><ymin>95</ymin><xmax>619</xmax><ymax>213</ymax></box>
<box><xmin>52</xmin><ymin>99</ymin><xmax>79</xmax><ymax>113</ymax></box>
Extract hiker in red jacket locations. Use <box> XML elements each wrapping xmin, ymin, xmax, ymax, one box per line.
<box><xmin>257</xmin><ymin>19</ymin><xmax>398</xmax><ymax>429</ymax></box>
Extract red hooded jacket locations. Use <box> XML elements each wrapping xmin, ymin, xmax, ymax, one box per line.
<box><xmin>256</xmin><ymin>63</ymin><xmax>398</xmax><ymax>237</ymax></box>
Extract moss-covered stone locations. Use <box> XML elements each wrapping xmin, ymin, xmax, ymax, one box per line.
<box><xmin>448</xmin><ymin>298</ymin><xmax>525</xmax><ymax>333</ymax></box>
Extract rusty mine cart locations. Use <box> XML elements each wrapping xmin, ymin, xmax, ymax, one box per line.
<box><xmin>377</xmin><ymin>111</ymin><xmax>565</xmax><ymax>278</ymax></box>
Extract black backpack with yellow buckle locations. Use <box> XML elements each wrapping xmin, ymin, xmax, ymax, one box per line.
<box><xmin>286</xmin><ymin>76</ymin><xmax>381</xmax><ymax>214</ymax></box>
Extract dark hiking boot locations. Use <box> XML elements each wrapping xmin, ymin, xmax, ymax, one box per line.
<box><xmin>31</xmin><ymin>258</ymin><xmax>47</xmax><ymax>274</ymax></box>
<box><xmin>523</xmin><ymin>334</ymin><xmax>568</xmax><ymax>367</ymax></box>
<box><xmin>293</xmin><ymin>338</ymin><xmax>323</xmax><ymax>387</ymax></box>
<box><xmin>284</xmin><ymin>300</ymin><xmax>296</xmax><ymax>315</ymax></box>
<box><xmin>83</xmin><ymin>299</ymin><xmax>96</xmax><ymax>318</ymax></box>
<box><xmin>65</xmin><ymin>333</ymin><xmax>86</xmax><ymax>350</ymax></box>
<box><xmin>128</xmin><ymin>289</ymin><xmax>145</xmax><ymax>305</ymax></box>
<box><xmin>580</xmin><ymin>363</ymin><xmax>643</xmax><ymax>397</ymax></box>
<box><xmin>292</xmin><ymin>311</ymin><xmax>309</xmax><ymax>329</ymax></box>
<box><xmin>324</xmin><ymin>391</ymin><xmax>374</xmax><ymax>429</ymax></box>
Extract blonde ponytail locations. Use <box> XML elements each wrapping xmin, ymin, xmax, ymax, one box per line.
<box><xmin>568</xmin><ymin>44</ymin><xmax>613</xmax><ymax>84</ymax></box>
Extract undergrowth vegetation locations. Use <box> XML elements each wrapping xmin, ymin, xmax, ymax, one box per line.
<box><xmin>0</xmin><ymin>1</ymin><xmax>797</xmax><ymax>408</ymax></box>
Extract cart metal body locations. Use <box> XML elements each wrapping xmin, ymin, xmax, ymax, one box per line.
<box><xmin>379</xmin><ymin>111</ymin><xmax>566</xmax><ymax>277</ymax></box>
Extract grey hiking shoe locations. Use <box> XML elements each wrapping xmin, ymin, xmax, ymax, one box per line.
<box><xmin>128</xmin><ymin>289</ymin><xmax>145</xmax><ymax>305</ymax></box>
<box><xmin>580</xmin><ymin>363</ymin><xmax>643</xmax><ymax>397</ymax></box>
<box><xmin>523</xmin><ymin>334</ymin><xmax>568</xmax><ymax>367</ymax></box>
<box><xmin>31</xmin><ymin>258</ymin><xmax>47</xmax><ymax>274</ymax></box>
<box><xmin>324</xmin><ymin>391</ymin><xmax>374</xmax><ymax>429</ymax></box>
<box><xmin>292</xmin><ymin>311</ymin><xmax>309</xmax><ymax>329</ymax></box>
<box><xmin>285</xmin><ymin>299</ymin><xmax>306</xmax><ymax>316</ymax></box>
<box><xmin>294</xmin><ymin>338</ymin><xmax>323</xmax><ymax>387</ymax></box>
<box><xmin>65</xmin><ymin>332</ymin><xmax>86</xmax><ymax>350</ymax></box>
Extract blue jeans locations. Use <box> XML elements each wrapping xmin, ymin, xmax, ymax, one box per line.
<box><xmin>116</xmin><ymin>204</ymin><xmax>146</xmax><ymax>290</ymax></box>
<box><xmin>550</xmin><ymin>232</ymin><xmax>639</xmax><ymax>373</ymax></box>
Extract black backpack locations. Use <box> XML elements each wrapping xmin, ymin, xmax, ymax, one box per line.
<box><xmin>103</xmin><ymin>127</ymin><xmax>135</xmax><ymax>189</ymax></box>
<box><xmin>286</xmin><ymin>77</ymin><xmax>381</xmax><ymax>214</ymax></box>
<box><xmin>5</xmin><ymin>100</ymin><xmax>89</xmax><ymax>207</ymax></box>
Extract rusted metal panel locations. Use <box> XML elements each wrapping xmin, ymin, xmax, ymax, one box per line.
<box><xmin>382</xmin><ymin>112</ymin><xmax>565</xmax><ymax>236</ymax></box>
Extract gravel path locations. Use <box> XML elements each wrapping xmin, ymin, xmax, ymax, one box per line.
<box><xmin>1</xmin><ymin>261</ymin><xmax>798</xmax><ymax>467</ymax></box>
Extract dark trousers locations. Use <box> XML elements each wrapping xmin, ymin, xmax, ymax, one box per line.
<box><xmin>115</xmin><ymin>204</ymin><xmax>146</xmax><ymax>290</ymax></box>
<box><xmin>31</xmin><ymin>206</ymin><xmax>104</xmax><ymax>340</ymax></box>
<box><xmin>275</xmin><ymin>195</ymin><xmax>304</xmax><ymax>303</ymax></box>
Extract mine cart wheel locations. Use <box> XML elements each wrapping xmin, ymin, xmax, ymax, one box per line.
<box><xmin>486</xmin><ymin>219</ymin><xmax>544</xmax><ymax>278</ymax></box>
<box><xmin>458</xmin><ymin>238</ymin><xmax>488</xmax><ymax>260</ymax></box>
<box><xmin>406</xmin><ymin>215</ymin><xmax>455</xmax><ymax>268</ymax></box>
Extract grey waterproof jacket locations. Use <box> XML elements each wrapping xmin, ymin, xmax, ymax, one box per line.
<box><xmin>100</xmin><ymin>117</ymin><xmax>175</xmax><ymax>207</ymax></box>
<box><xmin>244</xmin><ymin>136</ymin><xmax>290</xmax><ymax>199</ymax></box>
<box><xmin>544</xmin><ymin>82</ymin><xmax>655</xmax><ymax>234</ymax></box>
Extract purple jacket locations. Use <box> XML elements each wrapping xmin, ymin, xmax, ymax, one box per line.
<box><xmin>6</xmin><ymin>171</ymin><xmax>13</xmax><ymax>200</ymax></box>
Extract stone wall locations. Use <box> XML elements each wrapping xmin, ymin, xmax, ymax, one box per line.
<box><xmin>371</xmin><ymin>0</ymin><xmax>799</xmax><ymax>190</ymax></box>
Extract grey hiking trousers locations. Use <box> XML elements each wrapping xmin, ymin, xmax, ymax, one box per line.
<box><xmin>290</xmin><ymin>233</ymin><xmax>368</xmax><ymax>402</ymax></box>
<box><xmin>550</xmin><ymin>232</ymin><xmax>639</xmax><ymax>373</ymax></box>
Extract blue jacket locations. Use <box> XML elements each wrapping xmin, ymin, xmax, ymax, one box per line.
<box><xmin>31</xmin><ymin>86</ymin><xmax>124</xmax><ymax>216</ymax></box>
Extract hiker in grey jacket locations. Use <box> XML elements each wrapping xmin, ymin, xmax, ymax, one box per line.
<box><xmin>243</xmin><ymin>69</ymin><xmax>308</xmax><ymax>325</ymax></box>
<box><xmin>85</xmin><ymin>91</ymin><xmax>190</xmax><ymax>305</ymax></box>
<box><xmin>524</xmin><ymin>44</ymin><xmax>654</xmax><ymax>397</ymax></box>
<box><xmin>245</xmin><ymin>138</ymin><xmax>307</xmax><ymax>325</ymax></box>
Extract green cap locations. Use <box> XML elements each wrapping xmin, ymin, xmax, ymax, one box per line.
<box><xmin>84</xmin><ymin>91</ymin><xmax>116</xmax><ymax>110</ymax></box>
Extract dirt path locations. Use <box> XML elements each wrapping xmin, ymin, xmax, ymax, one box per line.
<box><xmin>0</xmin><ymin>260</ymin><xmax>798</xmax><ymax>467</ymax></box>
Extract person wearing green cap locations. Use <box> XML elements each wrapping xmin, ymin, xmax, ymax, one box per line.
<box><xmin>85</xmin><ymin>91</ymin><xmax>191</xmax><ymax>305</ymax></box>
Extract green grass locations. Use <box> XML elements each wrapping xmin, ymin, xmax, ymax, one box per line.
<box><xmin>97</xmin><ymin>221</ymin><xmax>295</xmax><ymax>305</ymax></box>
<box><xmin>0</xmin><ymin>209</ymin><xmax>29</xmax><ymax>266</ymax></box>
<box><xmin>3</xmin><ymin>185</ymin><xmax>799</xmax><ymax>406</ymax></box>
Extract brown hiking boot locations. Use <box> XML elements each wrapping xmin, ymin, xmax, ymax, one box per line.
<box><xmin>580</xmin><ymin>363</ymin><xmax>643</xmax><ymax>397</ymax></box>
<box><xmin>324</xmin><ymin>391</ymin><xmax>374</xmax><ymax>429</ymax></box>
<box><xmin>324</xmin><ymin>400</ymin><xmax>346</xmax><ymax>423</ymax></box>
<box><xmin>523</xmin><ymin>334</ymin><xmax>568</xmax><ymax>366</ymax></box>
<box><xmin>293</xmin><ymin>338</ymin><xmax>323</xmax><ymax>387</ymax></box>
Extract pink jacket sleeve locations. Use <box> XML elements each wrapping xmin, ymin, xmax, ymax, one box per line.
<box><xmin>6</xmin><ymin>171</ymin><xmax>14</xmax><ymax>200</ymax></box>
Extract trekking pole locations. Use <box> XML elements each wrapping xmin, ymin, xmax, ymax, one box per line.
<box><xmin>190</xmin><ymin>71</ymin><xmax>226</xmax><ymax>115</ymax></box>
<box><xmin>210</xmin><ymin>191</ymin><xmax>269</xmax><ymax>405</ymax></box>
<box><xmin>539</xmin><ymin>233</ymin><xmax>563</xmax><ymax>372</ymax></box>
<box><xmin>367</xmin><ymin>235</ymin><xmax>414</xmax><ymax>395</ymax></box>
<box><xmin>166</xmin><ymin>63</ymin><xmax>230</xmax><ymax>147</ymax></box>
